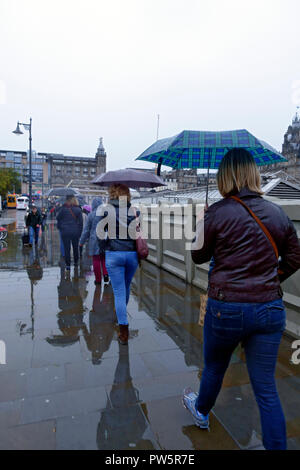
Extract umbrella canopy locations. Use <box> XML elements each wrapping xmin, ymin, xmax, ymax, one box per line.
<box><xmin>46</xmin><ymin>187</ymin><xmax>82</xmax><ymax>197</ymax></box>
<box><xmin>136</xmin><ymin>129</ymin><xmax>287</xmax><ymax>169</ymax></box>
<box><xmin>92</xmin><ymin>169</ymin><xmax>165</xmax><ymax>189</ymax></box>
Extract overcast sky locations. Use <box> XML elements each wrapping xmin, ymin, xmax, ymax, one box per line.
<box><xmin>0</xmin><ymin>0</ymin><xmax>300</xmax><ymax>170</ymax></box>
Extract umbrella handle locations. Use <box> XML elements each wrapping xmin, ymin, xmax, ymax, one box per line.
<box><xmin>205</xmin><ymin>151</ymin><xmax>211</xmax><ymax>208</ymax></box>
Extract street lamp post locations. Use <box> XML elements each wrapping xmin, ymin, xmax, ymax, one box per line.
<box><xmin>13</xmin><ymin>118</ymin><xmax>33</xmax><ymax>208</ymax></box>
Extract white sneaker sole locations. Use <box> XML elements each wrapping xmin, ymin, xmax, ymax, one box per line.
<box><xmin>182</xmin><ymin>398</ymin><xmax>210</xmax><ymax>430</ymax></box>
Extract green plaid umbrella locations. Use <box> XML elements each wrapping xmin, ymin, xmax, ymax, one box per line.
<box><xmin>136</xmin><ymin>129</ymin><xmax>287</xmax><ymax>204</ymax></box>
<box><xmin>136</xmin><ymin>129</ymin><xmax>287</xmax><ymax>169</ymax></box>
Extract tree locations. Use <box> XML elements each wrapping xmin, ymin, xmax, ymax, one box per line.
<box><xmin>0</xmin><ymin>168</ymin><xmax>22</xmax><ymax>198</ymax></box>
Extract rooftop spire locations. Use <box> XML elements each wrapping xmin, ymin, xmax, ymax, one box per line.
<box><xmin>97</xmin><ymin>137</ymin><xmax>105</xmax><ymax>152</ymax></box>
<box><xmin>292</xmin><ymin>107</ymin><xmax>300</xmax><ymax>126</ymax></box>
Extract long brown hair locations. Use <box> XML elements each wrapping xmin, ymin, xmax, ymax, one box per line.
<box><xmin>217</xmin><ymin>148</ymin><xmax>263</xmax><ymax>197</ymax></box>
<box><xmin>108</xmin><ymin>184</ymin><xmax>131</xmax><ymax>202</ymax></box>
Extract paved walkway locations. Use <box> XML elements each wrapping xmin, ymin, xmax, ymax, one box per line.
<box><xmin>0</xmin><ymin>216</ymin><xmax>299</xmax><ymax>450</ymax></box>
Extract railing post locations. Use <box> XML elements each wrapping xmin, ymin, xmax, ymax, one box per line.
<box><xmin>157</xmin><ymin>202</ymin><xmax>163</xmax><ymax>268</ymax></box>
<box><xmin>185</xmin><ymin>199</ymin><xmax>195</xmax><ymax>284</ymax></box>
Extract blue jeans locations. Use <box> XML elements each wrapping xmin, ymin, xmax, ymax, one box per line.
<box><xmin>105</xmin><ymin>251</ymin><xmax>139</xmax><ymax>325</ymax></box>
<box><xmin>29</xmin><ymin>226</ymin><xmax>39</xmax><ymax>245</ymax></box>
<box><xmin>196</xmin><ymin>297</ymin><xmax>286</xmax><ymax>450</ymax></box>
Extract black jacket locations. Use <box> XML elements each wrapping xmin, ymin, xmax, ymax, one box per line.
<box><xmin>56</xmin><ymin>204</ymin><xmax>83</xmax><ymax>237</ymax></box>
<box><xmin>191</xmin><ymin>188</ymin><xmax>300</xmax><ymax>303</ymax></box>
<box><xmin>26</xmin><ymin>211</ymin><xmax>42</xmax><ymax>228</ymax></box>
<box><xmin>97</xmin><ymin>199</ymin><xmax>138</xmax><ymax>252</ymax></box>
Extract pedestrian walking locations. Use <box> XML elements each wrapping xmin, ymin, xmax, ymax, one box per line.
<box><xmin>26</xmin><ymin>205</ymin><xmax>42</xmax><ymax>247</ymax></box>
<box><xmin>79</xmin><ymin>204</ymin><xmax>91</xmax><ymax>258</ymax></box>
<box><xmin>97</xmin><ymin>184</ymin><xmax>139</xmax><ymax>345</ymax></box>
<box><xmin>55</xmin><ymin>203</ymin><xmax>65</xmax><ymax>259</ymax></box>
<box><xmin>79</xmin><ymin>197</ymin><xmax>109</xmax><ymax>284</ymax></box>
<box><xmin>41</xmin><ymin>207</ymin><xmax>47</xmax><ymax>232</ymax></box>
<box><xmin>56</xmin><ymin>196</ymin><xmax>83</xmax><ymax>271</ymax></box>
<box><xmin>183</xmin><ymin>148</ymin><xmax>300</xmax><ymax>450</ymax></box>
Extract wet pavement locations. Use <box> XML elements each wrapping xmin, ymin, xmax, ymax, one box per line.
<box><xmin>0</xmin><ymin>210</ymin><xmax>299</xmax><ymax>450</ymax></box>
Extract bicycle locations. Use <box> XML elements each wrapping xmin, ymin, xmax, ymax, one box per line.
<box><xmin>0</xmin><ymin>226</ymin><xmax>8</xmax><ymax>240</ymax></box>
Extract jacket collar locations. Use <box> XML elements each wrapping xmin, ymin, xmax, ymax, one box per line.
<box><xmin>109</xmin><ymin>199</ymin><xmax>131</xmax><ymax>208</ymax></box>
<box><xmin>232</xmin><ymin>187</ymin><xmax>262</xmax><ymax>199</ymax></box>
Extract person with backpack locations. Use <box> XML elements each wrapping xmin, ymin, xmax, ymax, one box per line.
<box><xmin>79</xmin><ymin>197</ymin><xmax>109</xmax><ymax>284</ymax></box>
<box><xmin>41</xmin><ymin>207</ymin><xmax>47</xmax><ymax>232</ymax></box>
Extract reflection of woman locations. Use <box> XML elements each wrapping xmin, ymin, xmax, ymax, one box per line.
<box><xmin>98</xmin><ymin>185</ymin><xmax>139</xmax><ymax>345</ymax></box>
<box><xmin>184</xmin><ymin>149</ymin><xmax>300</xmax><ymax>450</ymax></box>
<box><xmin>96</xmin><ymin>344</ymin><xmax>155</xmax><ymax>450</ymax></box>
<box><xmin>26</xmin><ymin>252</ymin><xmax>43</xmax><ymax>284</ymax></box>
<box><xmin>82</xmin><ymin>285</ymin><xmax>116</xmax><ymax>364</ymax></box>
<box><xmin>46</xmin><ymin>268</ymin><xmax>85</xmax><ymax>347</ymax></box>
<box><xmin>39</xmin><ymin>232</ymin><xmax>48</xmax><ymax>263</ymax></box>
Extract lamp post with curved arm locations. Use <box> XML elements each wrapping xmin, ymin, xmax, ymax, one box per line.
<box><xmin>13</xmin><ymin>118</ymin><xmax>33</xmax><ymax>208</ymax></box>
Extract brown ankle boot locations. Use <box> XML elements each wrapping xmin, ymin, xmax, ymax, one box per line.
<box><xmin>118</xmin><ymin>324</ymin><xmax>129</xmax><ymax>345</ymax></box>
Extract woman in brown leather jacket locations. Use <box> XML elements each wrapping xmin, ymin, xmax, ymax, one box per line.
<box><xmin>183</xmin><ymin>148</ymin><xmax>300</xmax><ymax>450</ymax></box>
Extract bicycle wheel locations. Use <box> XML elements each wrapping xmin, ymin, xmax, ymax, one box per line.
<box><xmin>0</xmin><ymin>228</ymin><xmax>7</xmax><ymax>240</ymax></box>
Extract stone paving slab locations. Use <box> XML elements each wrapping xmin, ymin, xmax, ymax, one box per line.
<box><xmin>0</xmin><ymin>420</ymin><xmax>56</xmax><ymax>450</ymax></box>
<box><xmin>141</xmin><ymin>395</ymin><xmax>239</xmax><ymax>450</ymax></box>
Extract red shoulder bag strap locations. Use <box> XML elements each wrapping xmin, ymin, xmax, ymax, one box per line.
<box><xmin>230</xmin><ymin>195</ymin><xmax>279</xmax><ymax>259</ymax></box>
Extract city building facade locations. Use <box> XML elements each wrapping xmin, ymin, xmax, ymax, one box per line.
<box><xmin>164</xmin><ymin>169</ymin><xmax>198</xmax><ymax>190</ymax></box>
<box><xmin>0</xmin><ymin>149</ymin><xmax>48</xmax><ymax>194</ymax></box>
<box><xmin>0</xmin><ymin>138</ymin><xmax>106</xmax><ymax>194</ymax></box>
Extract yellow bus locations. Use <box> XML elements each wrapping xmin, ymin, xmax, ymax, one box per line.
<box><xmin>7</xmin><ymin>194</ymin><xmax>17</xmax><ymax>209</ymax></box>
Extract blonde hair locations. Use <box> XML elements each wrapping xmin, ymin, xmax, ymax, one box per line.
<box><xmin>217</xmin><ymin>149</ymin><xmax>263</xmax><ymax>197</ymax></box>
<box><xmin>109</xmin><ymin>184</ymin><xmax>131</xmax><ymax>202</ymax></box>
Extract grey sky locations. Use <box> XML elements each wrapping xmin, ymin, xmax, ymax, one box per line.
<box><xmin>0</xmin><ymin>0</ymin><xmax>300</xmax><ymax>170</ymax></box>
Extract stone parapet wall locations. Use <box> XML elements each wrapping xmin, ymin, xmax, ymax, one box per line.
<box><xmin>138</xmin><ymin>200</ymin><xmax>300</xmax><ymax>338</ymax></box>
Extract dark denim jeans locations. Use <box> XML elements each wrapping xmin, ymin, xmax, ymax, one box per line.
<box><xmin>59</xmin><ymin>231</ymin><xmax>65</xmax><ymax>257</ymax></box>
<box><xmin>61</xmin><ymin>233</ymin><xmax>80</xmax><ymax>267</ymax></box>
<box><xmin>196</xmin><ymin>297</ymin><xmax>286</xmax><ymax>450</ymax></box>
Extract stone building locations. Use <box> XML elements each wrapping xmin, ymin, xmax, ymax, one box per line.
<box><xmin>41</xmin><ymin>138</ymin><xmax>107</xmax><ymax>188</ymax></box>
<box><xmin>167</xmin><ymin>169</ymin><xmax>198</xmax><ymax>190</ymax></box>
<box><xmin>281</xmin><ymin>111</ymin><xmax>300</xmax><ymax>179</ymax></box>
<box><xmin>0</xmin><ymin>138</ymin><xmax>107</xmax><ymax>193</ymax></box>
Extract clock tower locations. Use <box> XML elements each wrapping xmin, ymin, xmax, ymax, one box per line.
<box><xmin>282</xmin><ymin>110</ymin><xmax>300</xmax><ymax>179</ymax></box>
<box><xmin>95</xmin><ymin>137</ymin><xmax>107</xmax><ymax>175</ymax></box>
